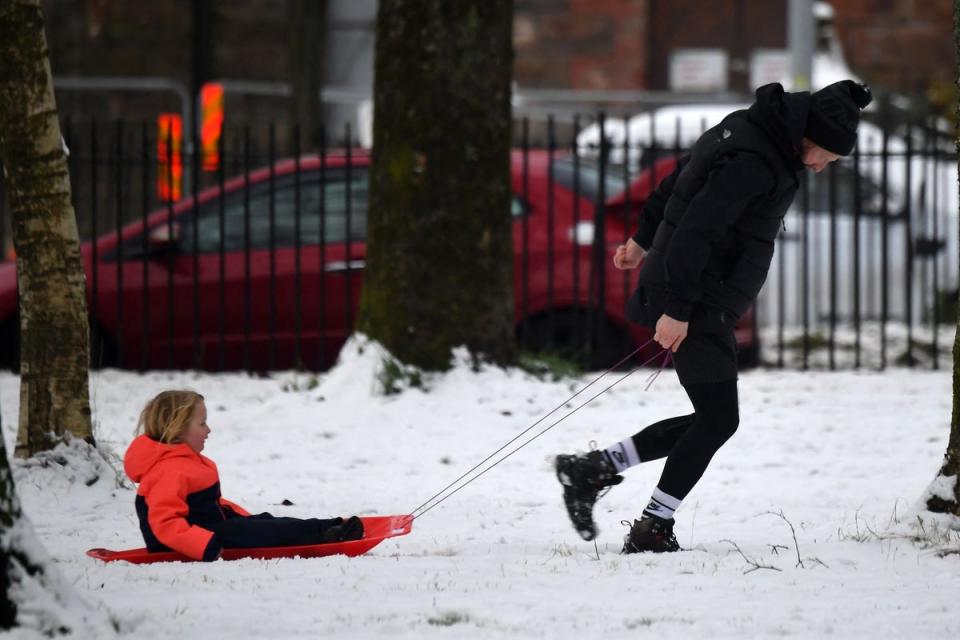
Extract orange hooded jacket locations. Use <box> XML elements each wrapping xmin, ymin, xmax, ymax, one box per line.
<box><xmin>124</xmin><ymin>434</ymin><xmax>250</xmax><ymax>560</ymax></box>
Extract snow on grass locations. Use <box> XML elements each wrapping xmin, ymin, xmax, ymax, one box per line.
<box><xmin>1</xmin><ymin>342</ymin><xmax>959</xmax><ymax>639</ymax></box>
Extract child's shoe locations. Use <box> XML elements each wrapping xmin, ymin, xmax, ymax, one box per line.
<box><xmin>322</xmin><ymin>516</ymin><xmax>365</xmax><ymax>543</ymax></box>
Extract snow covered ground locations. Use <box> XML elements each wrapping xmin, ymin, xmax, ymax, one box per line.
<box><xmin>2</xmin><ymin>337</ymin><xmax>959</xmax><ymax>639</ymax></box>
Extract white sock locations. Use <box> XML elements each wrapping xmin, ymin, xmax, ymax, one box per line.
<box><xmin>642</xmin><ymin>487</ymin><xmax>681</xmax><ymax>520</ymax></box>
<box><xmin>604</xmin><ymin>438</ymin><xmax>640</xmax><ymax>473</ymax></box>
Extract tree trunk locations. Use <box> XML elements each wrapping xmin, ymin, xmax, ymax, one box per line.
<box><xmin>0</xmin><ymin>408</ymin><xmax>35</xmax><ymax>628</ymax></box>
<box><xmin>926</xmin><ymin>0</ymin><xmax>960</xmax><ymax>516</ymax></box>
<box><xmin>0</xmin><ymin>402</ymin><xmax>109</xmax><ymax>633</ymax></box>
<box><xmin>288</xmin><ymin>0</ymin><xmax>325</xmax><ymax>150</ymax></box>
<box><xmin>0</xmin><ymin>0</ymin><xmax>93</xmax><ymax>456</ymax></box>
<box><xmin>359</xmin><ymin>0</ymin><xmax>515</xmax><ymax>370</ymax></box>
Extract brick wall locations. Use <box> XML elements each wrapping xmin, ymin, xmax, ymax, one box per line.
<box><xmin>42</xmin><ymin>0</ymin><xmax>955</xmax><ymax>122</ymax></box>
<box><xmin>647</xmin><ymin>0</ymin><xmax>786</xmax><ymax>91</ymax></box>
<box><xmin>829</xmin><ymin>0</ymin><xmax>954</xmax><ymax>96</ymax></box>
<box><xmin>515</xmin><ymin>0</ymin><xmax>953</xmax><ymax>98</ymax></box>
<box><xmin>514</xmin><ymin>0</ymin><xmax>650</xmax><ymax>90</ymax></box>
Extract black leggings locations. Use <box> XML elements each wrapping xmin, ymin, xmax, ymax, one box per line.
<box><xmin>631</xmin><ymin>379</ymin><xmax>739</xmax><ymax>501</ymax></box>
<box><xmin>205</xmin><ymin>513</ymin><xmax>344</xmax><ymax>549</ymax></box>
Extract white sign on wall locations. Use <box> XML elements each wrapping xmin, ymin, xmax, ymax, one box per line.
<box><xmin>750</xmin><ymin>49</ymin><xmax>790</xmax><ymax>90</ymax></box>
<box><xmin>669</xmin><ymin>49</ymin><xmax>729</xmax><ymax>92</ymax></box>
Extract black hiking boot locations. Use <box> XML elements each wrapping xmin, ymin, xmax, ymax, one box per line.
<box><xmin>621</xmin><ymin>515</ymin><xmax>680</xmax><ymax>554</ymax></box>
<box><xmin>555</xmin><ymin>450</ymin><xmax>623</xmax><ymax>541</ymax></box>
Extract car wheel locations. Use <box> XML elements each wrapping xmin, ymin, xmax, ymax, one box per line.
<box><xmin>518</xmin><ymin>308</ymin><xmax>634</xmax><ymax>371</ymax></box>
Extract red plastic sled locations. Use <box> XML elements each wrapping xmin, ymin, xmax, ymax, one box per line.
<box><xmin>86</xmin><ymin>515</ymin><xmax>413</xmax><ymax>564</ymax></box>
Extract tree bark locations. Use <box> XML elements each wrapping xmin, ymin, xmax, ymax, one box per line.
<box><xmin>288</xmin><ymin>0</ymin><xmax>325</xmax><ymax>150</ymax></box>
<box><xmin>0</xmin><ymin>0</ymin><xmax>93</xmax><ymax>456</ymax></box>
<box><xmin>0</xmin><ymin>411</ymin><xmax>33</xmax><ymax>628</ymax></box>
<box><xmin>0</xmin><ymin>402</ymin><xmax>109</xmax><ymax>633</ymax></box>
<box><xmin>926</xmin><ymin>0</ymin><xmax>960</xmax><ymax>516</ymax></box>
<box><xmin>359</xmin><ymin>0</ymin><xmax>515</xmax><ymax>370</ymax></box>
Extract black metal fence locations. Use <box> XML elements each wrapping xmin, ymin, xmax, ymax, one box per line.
<box><xmin>0</xmin><ymin>112</ymin><xmax>955</xmax><ymax>372</ymax></box>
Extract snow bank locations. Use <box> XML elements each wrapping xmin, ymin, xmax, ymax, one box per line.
<box><xmin>0</xmin><ymin>357</ymin><xmax>958</xmax><ymax>639</ymax></box>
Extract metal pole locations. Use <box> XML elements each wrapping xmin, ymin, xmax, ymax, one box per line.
<box><xmin>788</xmin><ymin>0</ymin><xmax>815</xmax><ymax>91</ymax></box>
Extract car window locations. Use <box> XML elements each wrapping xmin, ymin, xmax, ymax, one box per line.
<box><xmin>115</xmin><ymin>168</ymin><xmax>523</xmax><ymax>259</ymax></box>
<box><xmin>550</xmin><ymin>157</ymin><xmax>626</xmax><ymax>203</ymax></box>
<box><xmin>177</xmin><ymin>168</ymin><xmax>369</xmax><ymax>254</ymax></box>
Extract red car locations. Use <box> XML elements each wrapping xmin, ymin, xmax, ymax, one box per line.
<box><xmin>0</xmin><ymin>151</ymin><xmax>758</xmax><ymax>372</ymax></box>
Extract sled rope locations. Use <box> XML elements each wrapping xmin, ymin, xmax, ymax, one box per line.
<box><xmin>408</xmin><ymin>340</ymin><xmax>656</xmax><ymax>518</ymax></box>
<box><xmin>410</xmin><ymin>342</ymin><xmax>672</xmax><ymax>520</ymax></box>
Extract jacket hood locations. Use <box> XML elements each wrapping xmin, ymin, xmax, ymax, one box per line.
<box><xmin>746</xmin><ymin>83</ymin><xmax>809</xmax><ymax>172</ymax></box>
<box><xmin>124</xmin><ymin>434</ymin><xmax>199</xmax><ymax>482</ymax></box>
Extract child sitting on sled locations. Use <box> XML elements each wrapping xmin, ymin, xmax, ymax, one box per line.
<box><xmin>124</xmin><ymin>389</ymin><xmax>364</xmax><ymax>561</ymax></box>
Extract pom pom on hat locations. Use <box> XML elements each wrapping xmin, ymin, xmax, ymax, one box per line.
<box><xmin>805</xmin><ymin>80</ymin><xmax>872</xmax><ymax>156</ymax></box>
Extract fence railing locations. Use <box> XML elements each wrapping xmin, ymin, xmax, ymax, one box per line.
<box><xmin>0</xmin><ymin>113</ymin><xmax>955</xmax><ymax>372</ymax></box>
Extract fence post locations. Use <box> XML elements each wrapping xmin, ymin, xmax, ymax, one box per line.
<box><xmin>140</xmin><ymin>121</ymin><xmax>151</xmax><ymax>371</ymax></box>
<box><xmin>318</xmin><ymin>126</ymin><xmax>327</xmax><ymax>368</ymax></box>
<box><xmin>520</xmin><ymin>118</ymin><xmax>530</xmax><ymax>351</ymax></box>
<box><xmin>904</xmin><ymin>123</ymin><xmax>914</xmax><ymax>367</ymax></box>
<box><xmin>828</xmin><ymin>160</ymin><xmax>837</xmax><ymax>370</ymax></box>
<box><xmin>165</xmin><ymin>120</ymin><xmax>176</xmax><ymax>369</ymax></box>
<box><xmin>344</xmin><ymin>122</ymin><xmax>354</xmax><ymax>337</ymax></box>
<box><xmin>546</xmin><ymin>114</ymin><xmax>556</xmax><ymax>350</ymax></box>
<box><xmin>114</xmin><ymin>119</ymin><xmax>126</xmax><ymax>368</ymax></box>
<box><xmin>293</xmin><ymin>123</ymin><xmax>303</xmax><ymax>370</ymax></box>
<box><xmin>620</xmin><ymin>115</ymin><xmax>632</xmax><ymax>329</ymax></box>
<box><xmin>801</xmin><ymin>168</ymin><xmax>809</xmax><ymax>370</ymax></box>
<box><xmin>217</xmin><ymin>123</ymin><xmax>227</xmax><ymax>371</ymax></box>
<box><xmin>880</xmin><ymin>119</ymin><xmax>889</xmax><ymax>370</ymax></box>
<box><xmin>852</xmin><ymin>141</ymin><xmax>862</xmax><ymax>369</ymax></box>
<box><xmin>242</xmin><ymin>125</ymin><xmax>252</xmax><ymax>372</ymax></box>
<box><xmin>590</xmin><ymin>113</ymin><xmax>609</xmax><ymax>365</ymax></box>
<box><xmin>90</xmin><ymin>118</ymin><xmax>101</xmax><ymax>367</ymax></box>
<box><xmin>268</xmin><ymin>123</ymin><xmax>277</xmax><ymax>370</ymax></box>
<box><xmin>191</xmin><ymin>115</ymin><xmax>200</xmax><ymax>369</ymax></box>
<box><xmin>571</xmin><ymin>114</ymin><xmax>581</xmax><ymax>321</ymax></box>
<box><xmin>931</xmin><ymin>117</ymin><xmax>941</xmax><ymax>371</ymax></box>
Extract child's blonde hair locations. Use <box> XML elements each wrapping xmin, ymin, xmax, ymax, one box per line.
<box><xmin>137</xmin><ymin>390</ymin><xmax>204</xmax><ymax>444</ymax></box>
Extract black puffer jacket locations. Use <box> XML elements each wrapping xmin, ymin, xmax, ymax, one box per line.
<box><xmin>631</xmin><ymin>83</ymin><xmax>810</xmax><ymax>322</ymax></box>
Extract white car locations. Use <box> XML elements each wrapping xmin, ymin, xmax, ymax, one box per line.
<box><xmin>577</xmin><ymin>105</ymin><xmax>957</xmax><ymax>328</ymax></box>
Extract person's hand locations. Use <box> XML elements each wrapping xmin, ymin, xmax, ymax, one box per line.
<box><xmin>613</xmin><ymin>238</ymin><xmax>645</xmax><ymax>270</ymax></box>
<box><xmin>654</xmin><ymin>314</ymin><xmax>688</xmax><ymax>352</ymax></box>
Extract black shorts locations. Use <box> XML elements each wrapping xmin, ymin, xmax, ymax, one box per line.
<box><xmin>627</xmin><ymin>287</ymin><xmax>738</xmax><ymax>386</ymax></box>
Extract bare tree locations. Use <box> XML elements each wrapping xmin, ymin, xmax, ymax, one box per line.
<box><xmin>0</xmin><ymin>0</ymin><xmax>93</xmax><ymax>456</ymax></box>
<box><xmin>358</xmin><ymin>0</ymin><xmax>515</xmax><ymax>370</ymax></box>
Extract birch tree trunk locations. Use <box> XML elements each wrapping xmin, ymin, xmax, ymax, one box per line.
<box><xmin>0</xmin><ymin>409</ymin><xmax>39</xmax><ymax>628</ymax></box>
<box><xmin>358</xmin><ymin>0</ymin><xmax>515</xmax><ymax>371</ymax></box>
<box><xmin>0</xmin><ymin>0</ymin><xmax>93</xmax><ymax>456</ymax></box>
<box><xmin>925</xmin><ymin>0</ymin><xmax>960</xmax><ymax>516</ymax></box>
<box><xmin>0</xmin><ymin>404</ymin><xmax>110</xmax><ymax>633</ymax></box>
